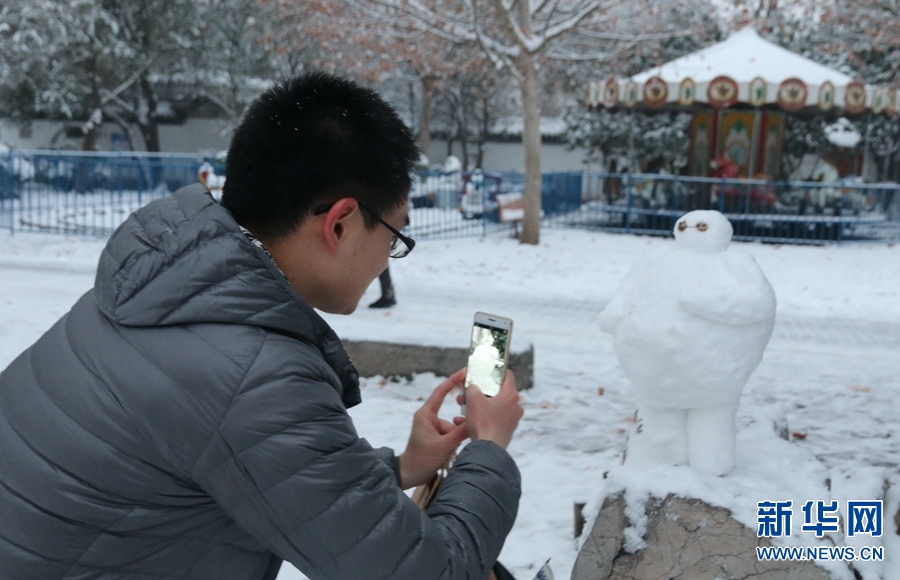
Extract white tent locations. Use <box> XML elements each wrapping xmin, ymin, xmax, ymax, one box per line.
<box><xmin>588</xmin><ymin>28</ymin><xmax>893</xmax><ymax>115</ymax></box>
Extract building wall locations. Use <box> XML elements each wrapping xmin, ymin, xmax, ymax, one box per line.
<box><xmin>1</xmin><ymin>118</ymin><xmax>589</xmax><ymax>171</ymax></box>
<box><xmin>0</xmin><ymin>118</ymin><xmax>232</xmax><ymax>154</ymax></box>
<box><xmin>426</xmin><ymin>139</ymin><xmax>589</xmax><ymax>172</ymax></box>
<box><xmin>158</xmin><ymin>119</ymin><xmax>232</xmax><ymax>154</ymax></box>
<box><xmin>0</xmin><ymin>119</ymin><xmax>94</xmax><ymax>151</ymax></box>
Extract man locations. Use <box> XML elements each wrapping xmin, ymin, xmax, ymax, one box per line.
<box><xmin>0</xmin><ymin>72</ymin><xmax>523</xmax><ymax>580</ymax></box>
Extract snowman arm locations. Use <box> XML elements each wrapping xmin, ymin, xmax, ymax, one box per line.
<box><xmin>677</xmin><ymin>257</ymin><xmax>776</xmax><ymax>325</ymax></box>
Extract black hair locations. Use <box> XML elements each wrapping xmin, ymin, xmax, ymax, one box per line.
<box><xmin>221</xmin><ymin>72</ymin><xmax>419</xmax><ymax>241</ymax></box>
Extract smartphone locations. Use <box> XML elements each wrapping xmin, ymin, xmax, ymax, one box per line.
<box><xmin>464</xmin><ymin>312</ymin><xmax>513</xmax><ymax>398</ymax></box>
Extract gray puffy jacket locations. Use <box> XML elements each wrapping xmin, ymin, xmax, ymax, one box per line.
<box><xmin>0</xmin><ymin>185</ymin><xmax>520</xmax><ymax>580</ymax></box>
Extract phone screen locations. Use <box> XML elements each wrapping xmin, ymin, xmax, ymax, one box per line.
<box><xmin>464</xmin><ymin>322</ymin><xmax>509</xmax><ymax>397</ymax></box>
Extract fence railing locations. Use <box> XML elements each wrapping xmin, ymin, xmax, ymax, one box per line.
<box><xmin>410</xmin><ymin>170</ymin><xmax>900</xmax><ymax>244</ymax></box>
<box><xmin>561</xmin><ymin>172</ymin><xmax>900</xmax><ymax>244</ymax></box>
<box><xmin>2</xmin><ymin>151</ymin><xmax>899</xmax><ymax>244</ymax></box>
<box><xmin>0</xmin><ymin>150</ymin><xmax>223</xmax><ymax>237</ymax></box>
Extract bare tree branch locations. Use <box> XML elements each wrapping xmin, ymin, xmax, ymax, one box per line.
<box><xmin>539</xmin><ymin>1</ymin><xmax>602</xmax><ymax>46</ymax></box>
<box><xmin>100</xmin><ymin>54</ymin><xmax>159</xmax><ymax>107</ymax></box>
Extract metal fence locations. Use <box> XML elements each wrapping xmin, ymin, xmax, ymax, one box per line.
<box><xmin>411</xmin><ymin>170</ymin><xmax>900</xmax><ymax>244</ymax></box>
<box><xmin>2</xmin><ymin>151</ymin><xmax>899</xmax><ymax>244</ymax></box>
<box><xmin>0</xmin><ymin>150</ymin><xmax>223</xmax><ymax>237</ymax></box>
<box><xmin>559</xmin><ymin>173</ymin><xmax>900</xmax><ymax>244</ymax></box>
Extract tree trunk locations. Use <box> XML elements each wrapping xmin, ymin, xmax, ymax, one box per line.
<box><xmin>419</xmin><ymin>77</ymin><xmax>435</xmax><ymax>159</ymax></box>
<box><xmin>476</xmin><ymin>96</ymin><xmax>489</xmax><ymax>169</ymax></box>
<box><xmin>81</xmin><ymin>60</ymin><xmax>102</xmax><ymax>152</ymax></box>
<box><xmin>81</xmin><ymin>125</ymin><xmax>101</xmax><ymax>152</ymax></box>
<box><xmin>459</xmin><ymin>128</ymin><xmax>469</xmax><ymax>171</ymax></box>
<box><xmin>456</xmin><ymin>93</ymin><xmax>468</xmax><ymax>170</ymax></box>
<box><xmin>518</xmin><ymin>52</ymin><xmax>542</xmax><ymax>245</ymax></box>
<box><xmin>139</xmin><ymin>74</ymin><xmax>161</xmax><ymax>152</ymax></box>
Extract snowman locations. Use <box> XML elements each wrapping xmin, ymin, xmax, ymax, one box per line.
<box><xmin>599</xmin><ymin>210</ymin><xmax>776</xmax><ymax>475</ymax></box>
<box><xmin>467</xmin><ymin>327</ymin><xmax>502</xmax><ymax>396</ymax></box>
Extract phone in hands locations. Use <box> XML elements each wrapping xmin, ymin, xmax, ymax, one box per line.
<box><xmin>463</xmin><ymin>312</ymin><xmax>513</xmax><ymax>411</ymax></box>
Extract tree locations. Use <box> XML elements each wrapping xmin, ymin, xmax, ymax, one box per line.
<box><xmin>565</xmin><ymin>107</ymin><xmax>690</xmax><ymax>173</ymax></box>
<box><xmin>559</xmin><ymin>0</ymin><xmax>718</xmax><ymax>175</ymax></box>
<box><xmin>433</xmin><ymin>55</ymin><xmax>517</xmax><ymax>169</ymax></box>
<box><xmin>190</xmin><ymin>0</ymin><xmax>283</xmax><ymax>126</ymax></box>
<box><xmin>817</xmin><ymin>0</ymin><xmax>900</xmax><ymax>181</ymax></box>
<box><xmin>0</xmin><ymin>0</ymin><xmax>286</xmax><ymax>151</ymax></box>
<box><xmin>0</xmin><ymin>0</ymin><xmax>138</xmax><ymax>150</ymax></box>
<box><xmin>102</xmin><ymin>0</ymin><xmax>201</xmax><ymax>152</ymax></box>
<box><xmin>781</xmin><ymin>115</ymin><xmax>828</xmax><ymax>179</ymax></box>
<box><xmin>273</xmin><ymin>1</ymin><xmax>485</xmax><ymax>158</ymax></box>
<box><xmin>357</xmin><ymin>0</ymin><xmax>700</xmax><ymax>244</ymax></box>
<box><xmin>820</xmin><ymin>0</ymin><xmax>900</xmax><ymax>84</ymax></box>
<box><xmin>747</xmin><ymin>0</ymin><xmax>900</xmax><ymax>181</ymax></box>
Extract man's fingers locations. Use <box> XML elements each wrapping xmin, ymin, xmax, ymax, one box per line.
<box><xmin>424</xmin><ymin>368</ymin><xmax>467</xmax><ymax>412</ymax></box>
<box><xmin>446</xmin><ymin>421</ymin><xmax>469</xmax><ymax>446</ymax></box>
<box><xmin>448</xmin><ymin>367</ymin><xmax>467</xmax><ymax>383</ymax></box>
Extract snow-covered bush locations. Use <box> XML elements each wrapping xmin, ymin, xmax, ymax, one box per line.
<box><xmin>0</xmin><ymin>144</ymin><xmax>36</xmax><ymax>181</ymax></box>
<box><xmin>564</xmin><ymin>107</ymin><xmax>690</xmax><ymax>174</ymax></box>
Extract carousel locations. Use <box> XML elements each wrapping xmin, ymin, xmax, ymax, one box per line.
<box><xmin>587</xmin><ymin>27</ymin><xmax>894</xmax><ymax>180</ymax></box>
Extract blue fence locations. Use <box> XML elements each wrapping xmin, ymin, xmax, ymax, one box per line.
<box><xmin>548</xmin><ymin>172</ymin><xmax>900</xmax><ymax>244</ymax></box>
<box><xmin>410</xmin><ymin>169</ymin><xmax>900</xmax><ymax>244</ymax></box>
<box><xmin>0</xmin><ymin>150</ymin><xmax>223</xmax><ymax>236</ymax></box>
<box><xmin>2</xmin><ymin>151</ymin><xmax>899</xmax><ymax>244</ymax></box>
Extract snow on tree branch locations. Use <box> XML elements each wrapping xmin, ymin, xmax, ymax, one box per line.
<box><xmin>539</xmin><ymin>1</ymin><xmax>605</xmax><ymax>46</ymax></box>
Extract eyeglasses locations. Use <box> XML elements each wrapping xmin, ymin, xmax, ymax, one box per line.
<box><xmin>313</xmin><ymin>201</ymin><xmax>416</xmax><ymax>258</ymax></box>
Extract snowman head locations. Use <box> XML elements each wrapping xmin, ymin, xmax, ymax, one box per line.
<box><xmin>673</xmin><ymin>210</ymin><xmax>733</xmax><ymax>253</ymax></box>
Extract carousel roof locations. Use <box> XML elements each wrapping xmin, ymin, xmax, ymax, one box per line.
<box><xmin>631</xmin><ymin>27</ymin><xmax>851</xmax><ymax>86</ymax></box>
<box><xmin>588</xmin><ymin>27</ymin><xmax>894</xmax><ymax>115</ymax></box>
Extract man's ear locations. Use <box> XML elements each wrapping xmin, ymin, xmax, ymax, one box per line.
<box><xmin>321</xmin><ymin>198</ymin><xmax>359</xmax><ymax>253</ymax></box>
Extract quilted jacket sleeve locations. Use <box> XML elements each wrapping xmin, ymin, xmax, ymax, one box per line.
<box><xmin>368</xmin><ymin>444</ymin><xmax>402</xmax><ymax>486</ymax></box>
<box><xmin>192</xmin><ymin>334</ymin><xmax>520</xmax><ymax>580</ymax></box>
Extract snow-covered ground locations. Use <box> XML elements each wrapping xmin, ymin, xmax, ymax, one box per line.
<box><xmin>1</xmin><ymin>227</ymin><xmax>898</xmax><ymax>579</ymax></box>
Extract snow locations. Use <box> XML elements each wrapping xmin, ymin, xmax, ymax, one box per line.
<box><xmin>1</xmin><ymin>227</ymin><xmax>898</xmax><ymax>580</ymax></box>
<box><xmin>491</xmin><ymin>116</ymin><xmax>568</xmax><ymax>137</ymax></box>
<box><xmin>596</xmin><ymin>27</ymin><xmax>874</xmax><ymax>109</ymax></box>
<box><xmin>630</xmin><ymin>27</ymin><xmax>854</xmax><ymax>87</ymax></box>
<box><xmin>827</xmin><ymin>118</ymin><xmax>863</xmax><ymax>149</ymax></box>
<box><xmin>0</xmin><ymin>143</ymin><xmax>37</xmax><ymax>180</ymax></box>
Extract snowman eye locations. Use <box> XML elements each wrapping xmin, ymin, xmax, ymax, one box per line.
<box><xmin>696</xmin><ymin>222</ymin><xmax>708</xmax><ymax>232</ymax></box>
<box><xmin>677</xmin><ymin>221</ymin><xmax>687</xmax><ymax>231</ymax></box>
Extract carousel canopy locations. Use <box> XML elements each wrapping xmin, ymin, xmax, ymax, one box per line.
<box><xmin>588</xmin><ymin>27</ymin><xmax>894</xmax><ymax>115</ymax></box>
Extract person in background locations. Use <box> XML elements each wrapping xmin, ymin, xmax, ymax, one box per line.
<box><xmin>370</xmin><ymin>267</ymin><xmax>397</xmax><ymax>308</ymax></box>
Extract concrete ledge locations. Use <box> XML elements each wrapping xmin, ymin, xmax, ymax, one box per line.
<box><xmin>573</xmin><ymin>493</ymin><xmax>835</xmax><ymax>580</ymax></box>
<box><xmin>342</xmin><ymin>340</ymin><xmax>534</xmax><ymax>391</ymax></box>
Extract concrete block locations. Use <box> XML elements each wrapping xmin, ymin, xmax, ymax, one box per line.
<box><xmin>342</xmin><ymin>340</ymin><xmax>533</xmax><ymax>391</ymax></box>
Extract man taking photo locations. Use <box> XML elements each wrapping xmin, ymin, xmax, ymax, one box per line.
<box><xmin>0</xmin><ymin>72</ymin><xmax>523</xmax><ymax>580</ymax></box>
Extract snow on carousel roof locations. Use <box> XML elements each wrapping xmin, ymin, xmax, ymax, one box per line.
<box><xmin>631</xmin><ymin>27</ymin><xmax>852</xmax><ymax>86</ymax></box>
<box><xmin>587</xmin><ymin>28</ymin><xmax>895</xmax><ymax>115</ymax></box>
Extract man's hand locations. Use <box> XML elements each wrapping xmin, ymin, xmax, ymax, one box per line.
<box><xmin>464</xmin><ymin>369</ymin><xmax>522</xmax><ymax>450</ymax></box>
<box><xmin>398</xmin><ymin>368</ymin><xmax>469</xmax><ymax>489</ymax></box>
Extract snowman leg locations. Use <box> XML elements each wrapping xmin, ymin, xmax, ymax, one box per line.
<box><xmin>686</xmin><ymin>405</ymin><xmax>737</xmax><ymax>475</ymax></box>
<box><xmin>626</xmin><ymin>406</ymin><xmax>688</xmax><ymax>468</ymax></box>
